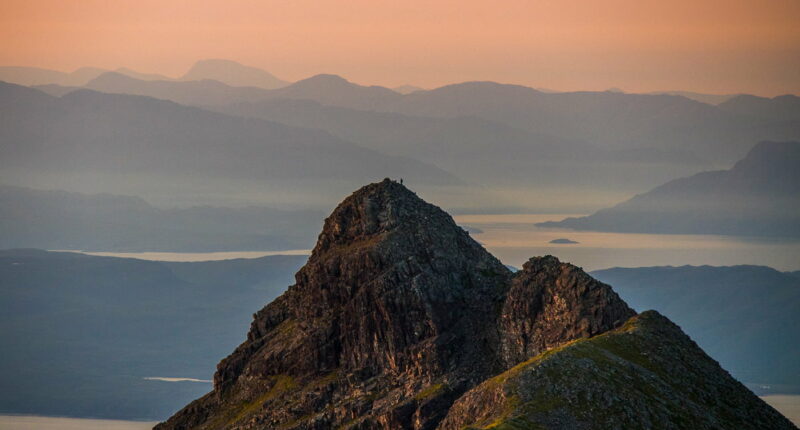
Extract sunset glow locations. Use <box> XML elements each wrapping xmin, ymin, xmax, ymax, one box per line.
<box><xmin>1</xmin><ymin>0</ymin><xmax>798</xmax><ymax>95</ymax></box>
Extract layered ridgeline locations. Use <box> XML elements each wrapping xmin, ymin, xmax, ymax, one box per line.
<box><xmin>538</xmin><ymin>141</ymin><xmax>800</xmax><ymax>237</ymax></box>
<box><xmin>158</xmin><ymin>179</ymin><xmax>793</xmax><ymax>430</ymax></box>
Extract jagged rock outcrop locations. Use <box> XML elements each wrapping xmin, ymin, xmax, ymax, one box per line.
<box><xmin>157</xmin><ymin>179</ymin><xmax>794</xmax><ymax>430</ymax></box>
<box><xmin>499</xmin><ymin>256</ymin><xmax>635</xmax><ymax>367</ymax></box>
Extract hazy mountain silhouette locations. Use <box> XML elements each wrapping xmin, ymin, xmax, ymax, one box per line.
<box><xmin>264</xmin><ymin>73</ymin><xmax>402</xmax><ymax>109</ymax></box>
<box><xmin>538</xmin><ymin>141</ymin><xmax>800</xmax><ymax>237</ymax></box>
<box><xmin>719</xmin><ymin>94</ymin><xmax>800</xmax><ymax>121</ymax></box>
<box><xmin>648</xmin><ymin>90</ymin><xmax>740</xmax><ymax>105</ymax></box>
<box><xmin>114</xmin><ymin>67</ymin><xmax>173</xmax><ymax>81</ymax></box>
<box><xmin>0</xmin><ymin>81</ymin><xmax>461</xmax><ymax>208</ymax></box>
<box><xmin>379</xmin><ymin>82</ymin><xmax>800</xmax><ymax>163</ymax></box>
<box><xmin>0</xmin><ymin>185</ymin><xmax>322</xmax><ymax>252</ymax></box>
<box><xmin>592</xmin><ymin>265</ymin><xmax>800</xmax><ymax>389</ymax></box>
<box><xmin>0</xmin><ymin>60</ymin><xmax>287</xmax><ymax>89</ymax></box>
<box><xmin>214</xmin><ymin>98</ymin><xmax>711</xmax><ymax>201</ymax></box>
<box><xmin>0</xmin><ymin>249</ymin><xmax>307</xmax><ymax>420</ymax></box>
<box><xmin>0</xmin><ymin>66</ymin><xmax>107</xmax><ymax>86</ymax></box>
<box><xmin>84</xmin><ymin>71</ymin><xmax>274</xmax><ymax>106</ymax></box>
<box><xmin>30</xmin><ymin>83</ymin><xmax>80</xmax><ymax>97</ymax></box>
<box><xmin>180</xmin><ymin>59</ymin><xmax>288</xmax><ymax>89</ymax></box>
<box><xmin>392</xmin><ymin>84</ymin><xmax>425</xmax><ymax>94</ymax></box>
<box><xmin>41</xmin><ymin>70</ymin><xmax>800</xmax><ymax>165</ymax></box>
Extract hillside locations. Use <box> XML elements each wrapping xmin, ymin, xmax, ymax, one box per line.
<box><xmin>538</xmin><ymin>141</ymin><xmax>800</xmax><ymax>237</ymax></box>
<box><xmin>591</xmin><ymin>265</ymin><xmax>800</xmax><ymax>388</ymax></box>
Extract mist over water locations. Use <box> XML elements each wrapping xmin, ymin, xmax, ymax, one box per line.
<box><xmin>454</xmin><ymin>214</ymin><xmax>800</xmax><ymax>271</ymax></box>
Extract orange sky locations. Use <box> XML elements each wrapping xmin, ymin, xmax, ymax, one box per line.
<box><xmin>1</xmin><ymin>0</ymin><xmax>799</xmax><ymax>95</ymax></box>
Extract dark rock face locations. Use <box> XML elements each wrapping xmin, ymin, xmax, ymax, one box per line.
<box><xmin>157</xmin><ymin>179</ymin><xmax>792</xmax><ymax>430</ymax></box>
<box><xmin>500</xmin><ymin>256</ymin><xmax>634</xmax><ymax>367</ymax></box>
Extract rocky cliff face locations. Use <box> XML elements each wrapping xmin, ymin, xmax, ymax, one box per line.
<box><xmin>157</xmin><ymin>179</ymin><xmax>794</xmax><ymax>430</ymax></box>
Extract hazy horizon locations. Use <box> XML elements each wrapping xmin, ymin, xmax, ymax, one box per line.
<box><xmin>2</xmin><ymin>0</ymin><xmax>799</xmax><ymax>97</ymax></box>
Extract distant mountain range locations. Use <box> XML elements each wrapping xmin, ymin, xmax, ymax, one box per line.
<box><xmin>0</xmin><ymin>59</ymin><xmax>289</xmax><ymax>89</ymax></box>
<box><xmin>0</xmin><ymin>185</ymin><xmax>322</xmax><ymax>252</ymax></box>
<box><xmin>0</xmin><ymin>65</ymin><xmax>108</xmax><ymax>86</ymax></box>
<box><xmin>3</xmin><ymin>61</ymin><xmax>799</xmax><ymax>215</ymax></box>
<box><xmin>592</xmin><ymin>264</ymin><xmax>800</xmax><ymax>390</ymax></box>
<box><xmin>28</xmin><ymin>69</ymin><xmax>800</xmax><ymax>166</ymax></box>
<box><xmin>0</xmin><ymin>81</ymin><xmax>460</xmax><ymax>208</ymax></box>
<box><xmin>0</xmin><ymin>249</ymin><xmax>307</xmax><ymax>420</ymax></box>
<box><xmin>538</xmin><ymin>141</ymin><xmax>800</xmax><ymax>237</ymax></box>
<box><xmin>180</xmin><ymin>59</ymin><xmax>288</xmax><ymax>89</ymax></box>
<box><xmin>83</xmin><ymin>71</ymin><xmax>275</xmax><ymax>106</ymax></box>
<box><xmin>647</xmin><ymin>90</ymin><xmax>741</xmax><ymax>105</ymax></box>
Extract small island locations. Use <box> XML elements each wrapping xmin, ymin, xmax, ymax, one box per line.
<box><xmin>549</xmin><ymin>238</ymin><xmax>579</xmax><ymax>244</ymax></box>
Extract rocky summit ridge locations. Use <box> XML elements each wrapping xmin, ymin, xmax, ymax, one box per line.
<box><xmin>157</xmin><ymin>179</ymin><xmax>795</xmax><ymax>430</ymax></box>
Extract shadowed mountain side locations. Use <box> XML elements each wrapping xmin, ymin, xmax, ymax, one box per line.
<box><xmin>0</xmin><ymin>185</ymin><xmax>323</xmax><ymax>252</ymax></box>
<box><xmin>158</xmin><ymin>179</ymin><xmax>790</xmax><ymax>430</ymax></box>
<box><xmin>180</xmin><ymin>59</ymin><xmax>288</xmax><ymax>89</ymax></box>
<box><xmin>0</xmin><ymin>81</ymin><xmax>462</xmax><ymax>208</ymax></box>
<box><xmin>0</xmin><ymin>249</ymin><xmax>307</xmax><ymax>420</ymax></box>
<box><xmin>538</xmin><ymin>141</ymin><xmax>800</xmax><ymax>237</ymax></box>
<box><xmin>591</xmin><ymin>265</ymin><xmax>800</xmax><ymax>388</ymax></box>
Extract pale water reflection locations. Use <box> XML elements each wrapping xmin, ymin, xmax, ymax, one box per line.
<box><xmin>761</xmin><ymin>396</ymin><xmax>800</xmax><ymax>426</ymax></box>
<box><xmin>453</xmin><ymin>214</ymin><xmax>800</xmax><ymax>271</ymax></box>
<box><xmin>51</xmin><ymin>249</ymin><xmax>312</xmax><ymax>262</ymax></box>
<box><xmin>0</xmin><ymin>415</ymin><xmax>157</xmax><ymax>429</ymax></box>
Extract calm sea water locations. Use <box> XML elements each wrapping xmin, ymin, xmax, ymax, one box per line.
<box><xmin>761</xmin><ymin>396</ymin><xmax>800</xmax><ymax>425</ymax></box>
<box><xmin>0</xmin><ymin>415</ymin><xmax>157</xmax><ymax>429</ymax></box>
<box><xmin>454</xmin><ymin>214</ymin><xmax>800</xmax><ymax>271</ymax></box>
<box><xmin>52</xmin><ymin>249</ymin><xmax>312</xmax><ymax>262</ymax></box>
<box><xmin>53</xmin><ymin>214</ymin><xmax>800</xmax><ymax>271</ymax></box>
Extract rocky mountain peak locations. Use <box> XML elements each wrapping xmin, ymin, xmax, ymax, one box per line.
<box><xmin>312</xmin><ymin>178</ymin><xmax>460</xmax><ymax>252</ymax></box>
<box><xmin>157</xmin><ymin>180</ymin><xmax>792</xmax><ymax>430</ymax></box>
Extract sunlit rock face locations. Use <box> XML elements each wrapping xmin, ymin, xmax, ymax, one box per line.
<box><xmin>157</xmin><ymin>179</ymin><xmax>793</xmax><ymax>430</ymax></box>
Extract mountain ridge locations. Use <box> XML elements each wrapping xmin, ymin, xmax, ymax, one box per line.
<box><xmin>157</xmin><ymin>179</ymin><xmax>791</xmax><ymax>429</ymax></box>
<box><xmin>537</xmin><ymin>141</ymin><xmax>800</xmax><ymax>237</ymax></box>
